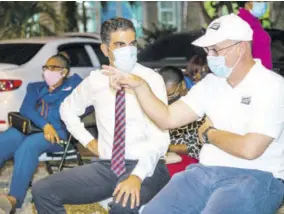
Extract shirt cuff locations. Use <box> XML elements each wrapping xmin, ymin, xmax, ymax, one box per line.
<box><xmin>131</xmin><ymin>163</ymin><xmax>148</xmax><ymax>182</ymax></box>
<box><xmin>79</xmin><ymin>131</ymin><xmax>95</xmax><ymax>147</ymax></box>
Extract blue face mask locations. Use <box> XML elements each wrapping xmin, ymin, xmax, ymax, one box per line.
<box><xmin>207</xmin><ymin>56</ymin><xmax>233</xmax><ymax>78</ymax></box>
<box><xmin>251</xmin><ymin>2</ymin><xmax>268</xmax><ymax>18</ymax></box>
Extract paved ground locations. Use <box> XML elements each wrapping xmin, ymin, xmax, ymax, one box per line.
<box><xmin>0</xmin><ymin>161</ymin><xmax>107</xmax><ymax>214</ymax></box>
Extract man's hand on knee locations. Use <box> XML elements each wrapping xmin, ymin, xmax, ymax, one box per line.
<box><xmin>113</xmin><ymin>175</ymin><xmax>142</xmax><ymax>209</ymax></box>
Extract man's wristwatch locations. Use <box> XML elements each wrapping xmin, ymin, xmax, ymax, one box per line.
<box><xmin>202</xmin><ymin>126</ymin><xmax>216</xmax><ymax>144</ymax></box>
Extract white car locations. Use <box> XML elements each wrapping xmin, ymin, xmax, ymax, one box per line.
<box><xmin>0</xmin><ymin>36</ymin><xmax>108</xmax><ymax>131</ymax></box>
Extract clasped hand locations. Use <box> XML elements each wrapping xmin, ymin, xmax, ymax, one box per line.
<box><xmin>102</xmin><ymin>65</ymin><xmax>145</xmax><ymax>90</ymax></box>
<box><xmin>43</xmin><ymin>124</ymin><xmax>60</xmax><ymax>144</ymax></box>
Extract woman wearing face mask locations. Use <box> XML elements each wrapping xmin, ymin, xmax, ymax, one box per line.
<box><xmin>0</xmin><ymin>53</ymin><xmax>82</xmax><ymax>213</ymax></box>
<box><xmin>158</xmin><ymin>66</ymin><xmax>206</xmax><ymax>177</ymax></box>
<box><xmin>238</xmin><ymin>1</ymin><xmax>272</xmax><ymax>69</ymax></box>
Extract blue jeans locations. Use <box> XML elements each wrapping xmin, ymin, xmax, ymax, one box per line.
<box><xmin>0</xmin><ymin>127</ymin><xmax>63</xmax><ymax>208</ymax></box>
<box><xmin>142</xmin><ymin>164</ymin><xmax>284</xmax><ymax>214</ymax></box>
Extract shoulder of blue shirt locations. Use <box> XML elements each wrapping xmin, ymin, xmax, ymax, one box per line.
<box><xmin>184</xmin><ymin>76</ymin><xmax>195</xmax><ymax>89</ymax></box>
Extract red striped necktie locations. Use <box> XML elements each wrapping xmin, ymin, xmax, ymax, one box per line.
<box><xmin>111</xmin><ymin>89</ymin><xmax>126</xmax><ymax>177</ymax></box>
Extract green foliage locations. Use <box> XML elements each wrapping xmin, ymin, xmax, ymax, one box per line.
<box><xmin>202</xmin><ymin>1</ymin><xmax>271</xmax><ymax>28</ymax></box>
<box><xmin>61</xmin><ymin>1</ymin><xmax>79</xmax><ymax>32</ymax></box>
<box><xmin>0</xmin><ymin>1</ymin><xmax>60</xmax><ymax>39</ymax></box>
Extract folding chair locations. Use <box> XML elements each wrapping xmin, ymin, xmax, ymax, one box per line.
<box><xmin>39</xmin><ymin>133</ymin><xmax>83</xmax><ymax>174</ymax></box>
<box><xmin>39</xmin><ymin>110</ymin><xmax>97</xmax><ymax>174</ymax></box>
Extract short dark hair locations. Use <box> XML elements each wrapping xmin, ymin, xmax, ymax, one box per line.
<box><xmin>158</xmin><ymin>66</ymin><xmax>184</xmax><ymax>85</ymax></box>
<box><xmin>100</xmin><ymin>17</ymin><xmax>136</xmax><ymax>44</ymax></box>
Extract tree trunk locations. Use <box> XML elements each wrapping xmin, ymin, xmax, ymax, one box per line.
<box><xmin>95</xmin><ymin>2</ymin><xmax>101</xmax><ymax>33</ymax></box>
<box><xmin>82</xmin><ymin>1</ymin><xmax>87</xmax><ymax>32</ymax></box>
<box><xmin>198</xmin><ymin>2</ymin><xmax>212</xmax><ymax>26</ymax></box>
<box><xmin>182</xmin><ymin>1</ymin><xmax>188</xmax><ymax>30</ymax></box>
<box><xmin>62</xmin><ymin>1</ymin><xmax>78</xmax><ymax>32</ymax></box>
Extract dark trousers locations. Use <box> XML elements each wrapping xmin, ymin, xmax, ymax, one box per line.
<box><xmin>32</xmin><ymin>159</ymin><xmax>170</xmax><ymax>214</ymax></box>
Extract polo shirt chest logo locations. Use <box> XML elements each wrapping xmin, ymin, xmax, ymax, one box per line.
<box><xmin>241</xmin><ymin>96</ymin><xmax>252</xmax><ymax>105</ymax></box>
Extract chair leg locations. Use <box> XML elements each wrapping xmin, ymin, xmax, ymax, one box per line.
<box><xmin>58</xmin><ymin>134</ymin><xmax>72</xmax><ymax>172</ymax></box>
<box><xmin>73</xmin><ymin>142</ymin><xmax>84</xmax><ymax>166</ymax></box>
<box><xmin>45</xmin><ymin>161</ymin><xmax>54</xmax><ymax>175</ymax></box>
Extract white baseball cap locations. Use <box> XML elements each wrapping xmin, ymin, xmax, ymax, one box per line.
<box><xmin>192</xmin><ymin>13</ymin><xmax>253</xmax><ymax>47</ymax></box>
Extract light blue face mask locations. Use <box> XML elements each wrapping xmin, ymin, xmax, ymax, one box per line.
<box><xmin>251</xmin><ymin>2</ymin><xmax>268</xmax><ymax>18</ymax></box>
<box><xmin>207</xmin><ymin>56</ymin><xmax>233</xmax><ymax>78</ymax></box>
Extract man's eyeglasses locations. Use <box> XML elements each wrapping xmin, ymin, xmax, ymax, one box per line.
<box><xmin>204</xmin><ymin>41</ymin><xmax>241</xmax><ymax>56</ymax></box>
<box><xmin>42</xmin><ymin>65</ymin><xmax>66</xmax><ymax>71</ymax></box>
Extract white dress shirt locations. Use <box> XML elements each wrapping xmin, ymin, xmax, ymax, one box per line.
<box><xmin>60</xmin><ymin>63</ymin><xmax>170</xmax><ymax>181</ymax></box>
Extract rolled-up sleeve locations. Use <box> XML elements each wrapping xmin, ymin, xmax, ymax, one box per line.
<box><xmin>60</xmin><ymin>75</ymin><xmax>95</xmax><ymax>147</ymax></box>
<box><xmin>131</xmin><ymin>74</ymin><xmax>170</xmax><ymax>181</ymax></box>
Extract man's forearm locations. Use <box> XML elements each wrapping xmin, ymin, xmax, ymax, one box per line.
<box><xmin>134</xmin><ymin>82</ymin><xmax>170</xmax><ymax>129</ymax></box>
<box><xmin>208</xmin><ymin>130</ymin><xmax>251</xmax><ymax>159</ymax></box>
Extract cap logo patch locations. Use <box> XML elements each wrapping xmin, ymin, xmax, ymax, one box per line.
<box><xmin>209</xmin><ymin>22</ymin><xmax>220</xmax><ymax>30</ymax></box>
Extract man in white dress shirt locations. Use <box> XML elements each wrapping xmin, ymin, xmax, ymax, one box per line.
<box><xmin>103</xmin><ymin>14</ymin><xmax>284</xmax><ymax>214</ymax></box>
<box><xmin>31</xmin><ymin>18</ymin><xmax>170</xmax><ymax>214</ymax></box>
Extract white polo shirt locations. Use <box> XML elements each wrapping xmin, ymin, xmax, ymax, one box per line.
<box><xmin>181</xmin><ymin>60</ymin><xmax>284</xmax><ymax>179</ymax></box>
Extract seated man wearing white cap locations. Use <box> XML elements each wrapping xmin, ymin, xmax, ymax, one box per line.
<box><xmin>103</xmin><ymin>13</ymin><xmax>284</xmax><ymax>214</ymax></box>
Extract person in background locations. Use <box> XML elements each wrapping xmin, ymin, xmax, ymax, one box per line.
<box><xmin>238</xmin><ymin>1</ymin><xmax>272</xmax><ymax>69</ymax></box>
<box><xmin>0</xmin><ymin>53</ymin><xmax>82</xmax><ymax>213</ymax></box>
<box><xmin>31</xmin><ymin>17</ymin><xmax>170</xmax><ymax>214</ymax></box>
<box><xmin>183</xmin><ymin>75</ymin><xmax>195</xmax><ymax>89</ymax></box>
<box><xmin>185</xmin><ymin>55</ymin><xmax>210</xmax><ymax>83</ymax></box>
<box><xmin>158</xmin><ymin>66</ymin><xmax>205</xmax><ymax>177</ymax></box>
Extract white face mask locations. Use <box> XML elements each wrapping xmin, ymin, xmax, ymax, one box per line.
<box><xmin>111</xmin><ymin>46</ymin><xmax>137</xmax><ymax>73</ymax></box>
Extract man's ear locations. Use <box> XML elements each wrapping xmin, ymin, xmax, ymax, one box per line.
<box><xmin>101</xmin><ymin>44</ymin><xmax>109</xmax><ymax>57</ymax></box>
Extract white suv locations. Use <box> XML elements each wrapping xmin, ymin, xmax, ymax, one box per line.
<box><xmin>0</xmin><ymin>37</ymin><xmax>108</xmax><ymax>131</ymax></box>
